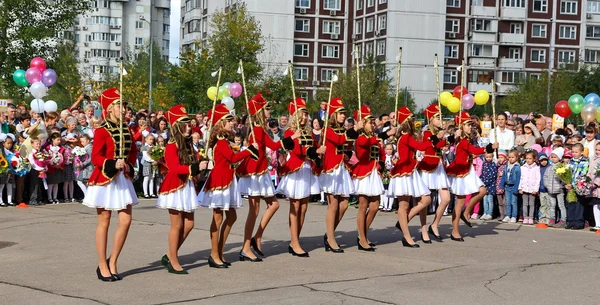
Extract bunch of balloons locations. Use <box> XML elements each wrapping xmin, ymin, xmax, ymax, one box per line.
<box><xmin>12</xmin><ymin>57</ymin><xmax>59</xmax><ymax>114</ymax></box>
<box><xmin>439</xmin><ymin>86</ymin><xmax>490</xmax><ymax>113</ymax></box>
<box><xmin>206</xmin><ymin>82</ymin><xmax>243</xmax><ymax>111</ymax></box>
<box><xmin>557</xmin><ymin>93</ymin><xmax>600</xmax><ymax>122</ymax></box>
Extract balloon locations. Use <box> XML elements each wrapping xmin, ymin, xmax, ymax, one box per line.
<box><xmin>222</xmin><ymin>82</ymin><xmax>232</xmax><ymax>89</ymax></box>
<box><xmin>29</xmin><ymin>81</ymin><xmax>47</xmax><ymax>99</ymax></box>
<box><xmin>229</xmin><ymin>82</ymin><xmax>243</xmax><ymax>98</ymax></box>
<box><xmin>217</xmin><ymin>86</ymin><xmax>230</xmax><ymax>100</ymax></box>
<box><xmin>474</xmin><ymin>90</ymin><xmax>490</xmax><ymax>105</ymax></box>
<box><xmin>439</xmin><ymin>92</ymin><xmax>453</xmax><ymax>107</ymax></box>
<box><xmin>44</xmin><ymin>100</ymin><xmax>58</xmax><ymax>113</ymax></box>
<box><xmin>461</xmin><ymin>94</ymin><xmax>475</xmax><ymax>110</ymax></box>
<box><xmin>25</xmin><ymin>68</ymin><xmax>42</xmax><ymax>84</ymax></box>
<box><xmin>41</xmin><ymin>69</ymin><xmax>57</xmax><ymax>87</ymax></box>
<box><xmin>30</xmin><ymin>99</ymin><xmax>45</xmax><ymax>114</ymax></box>
<box><xmin>555</xmin><ymin>100</ymin><xmax>571</xmax><ymax>118</ymax></box>
<box><xmin>30</xmin><ymin>57</ymin><xmax>47</xmax><ymax>72</ymax></box>
<box><xmin>581</xmin><ymin>103</ymin><xmax>598</xmax><ymax>122</ymax></box>
<box><xmin>221</xmin><ymin>97</ymin><xmax>235</xmax><ymax>110</ymax></box>
<box><xmin>585</xmin><ymin>93</ymin><xmax>600</xmax><ymax>107</ymax></box>
<box><xmin>531</xmin><ymin>144</ymin><xmax>542</xmax><ymax>153</ymax></box>
<box><xmin>447</xmin><ymin>97</ymin><xmax>461</xmax><ymax>113</ymax></box>
<box><xmin>596</xmin><ymin>109</ymin><xmax>600</xmax><ymax>123</ymax></box>
<box><xmin>12</xmin><ymin>70</ymin><xmax>28</xmax><ymax>87</ymax></box>
<box><xmin>453</xmin><ymin>86</ymin><xmax>468</xmax><ymax>98</ymax></box>
<box><xmin>207</xmin><ymin>86</ymin><xmax>218</xmax><ymax>100</ymax></box>
<box><xmin>568</xmin><ymin>94</ymin><xmax>585</xmax><ymax>114</ymax></box>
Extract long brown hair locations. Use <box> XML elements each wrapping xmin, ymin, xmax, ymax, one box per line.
<box><xmin>208</xmin><ymin>120</ymin><xmax>231</xmax><ymax>148</ymax></box>
<box><xmin>287</xmin><ymin>111</ymin><xmax>311</xmax><ymax>134</ymax></box>
<box><xmin>171</xmin><ymin>121</ymin><xmax>197</xmax><ymax>165</ymax></box>
<box><xmin>399</xmin><ymin>117</ymin><xmax>416</xmax><ymax>138</ymax></box>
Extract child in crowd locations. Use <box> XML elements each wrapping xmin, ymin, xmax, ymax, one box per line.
<box><xmin>582</xmin><ymin>125</ymin><xmax>598</xmax><ymax>159</ymax></box>
<box><xmin>496</xmin><ymin>151</ymin><xmax>508</xmax><ymax>220</ymax></box>
<box><xmin>501</xmin><ymin>149</ymin><xmax>521</xmax><ymax>223</ymax></box>
<box><xmin>192</xmin><ymin>132</ymin><xmax>202</xmax><ymax>152</ymax></box>
<box><xmin>75</xmin><ymin>134</ymin><xmax>93</xmax><ymax>196</ymax></box>
<box><xmin>0</xmin><ymin>134</ymin><xmax>16</xmax><ymax>206</ymax></box>
<box><xmin>587</xmin><ymin>142</ymin><xmax>600</xmax><ymax>232</ymax></box>
<box><xmin>27</xmin><ymin>139</ymin><xmax>45</xmax><ymax>205</ymax></box>
<box><xmin>62</xmin><ymin>133</ymin><xmax>77</xmax><ymax>202</ymax></box>
<box><xmin>544</xmin><ymin>148</ymin><xmax>566</xmax><ymax>227</ymax></box>
<box><xmin>140</xmin><ymin>134</ymin><xmax>158</xmax><ymax>198</ymax></box>
<box><xmin>380</xmin><ymin>143</ymin><xmax>396</xmax><ymax>212</ymax></box>
<box><xmin>518</xmin><ymin>151</ymin><xmax>540</xmax><ymax>225</ymax></box>
<box><xmin>45</xmin><ymin>133</ymin><xmax>64</xmax><ymax>204</ymax></box>
<box><xmin>480</xmin><ymin>152</ymin><xmax>497</xmax><ymax>220</ymax></box>
<box><xmin>566</xmin><ymin>143</ymin><xmax>589</xmax><ymax>230</ymax></box>
<box><xmin>538</xmin><ymin>152</ymin><xmax>551</xmax><ymax>225</ymax></box>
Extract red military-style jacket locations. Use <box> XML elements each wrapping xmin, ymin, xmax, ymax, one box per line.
<box><xmin>417</xmin><ymin>130</ymin><xmax>448</xmax><ymax>172</ymax></box>
<box><xmin>88</xmin><ymin>119</ymin><xmax>138</xmax><ymax>186</ymax></box>
<box><xmin>351</xmin><ymin>132</ymin><xmax>384</xmax><ymax>179</ymax></box>
<box><xmin>446</xmin><ymin>137</ymin><xmax>490</xmax><ymax>177</ymax></box>
<box><xmin>278</xmin><ymin>129</ymin><xmax>321</xmax><ymax>176</ymax></box>
<box><xmin>158</xmin><ymin>142</ymin><xmax>199</xmax><ymax>195</ymax></box>
<box><xmin>390</xmin><ymin>133</ymin><xmax>430</xmax><ymax>177</ymax></box>
<box><xmin>322</xmin><ymin>126</ymin><xmax>356</xmax><ymax>173</ymax></box>
<box><xmin>204</xmin><ymin>138</ymin><xmax>256</xmax><ymax>192</ymax></box>
<box><xmin>236</xmin><ymin>125</ymin><xmax>293</xmax><ymax>177</ymax></box>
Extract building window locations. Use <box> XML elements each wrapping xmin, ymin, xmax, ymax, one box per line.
<box><xmin>587</xmin><ymin>25</ymin><xmax>600</xmax><ymax>38</ymax></box>
<box><xmin>588</xmin><ymin>1</ymin><xmax>600</xmax><ymax>14</ymax></box>
<box><xmin>446</xmin><ymin>19</ymin><xmax>460</xmax><ymax>33</ymax></box>
<box><xmin>502</xmin><ymin>71</ymin><xmax>525</xmax><ymax>84</ymax></box>
<box><xmin>294</xmin><ymin>67</ymin><xmax>309</xmax><ymax>81</ymax></box>
<box><xmin>356</xmin><ymin>0</ymin><xmax>363</xmax><ymax>10</ymax></box>
<box><xmin>445</xmin><ymin>44</ymin><xmax>459</xmax><ymax>58</ymax></box>
<box><xmin>447</xmin><ymin>0</ymin><xmax>460</xmax><ymax>7</ymax></box>
<box><xmin>444</xmin><ymin>70</ymin><xmax>458</xmax><ymax>84</ymax></box>
<box><xmin>365</xmin><ymin>42</ymin><xmax>374</xmax><ymax>57</ymax></box>
<box><xmin>136</xmin><ymin>21</ymin><xmax>144</xmax><ymax>29</ymax></box>
<box><xmin>585</xmin><ymin>49</ymin><xmax>598</xmax><ymax>63</ymax></box>
<box><xmin>355</xmin><ymin>20</ymin><xmax>362</xmax><ymax>34</ymax></box>
<box><xmin>295</xmin><ymin>19</ymin><xmax>309</xmax><ymax>32</ymax></box>
<box><xmin>509</xmin><ymin>47</ymin><xmax>521</xmax><ymax>59</ymax></box>
<box><xmin>322</xmin><ymin>45</ymin><xmax>340</xmax><ymax>58</ymax></box>
<box><xmin>324</xmin><ymin>0</ymin><xmax>341</xmax><ymax>10</ymax></box>
<box><xmin>530</xmin><ymin>73</ymin><xmax>541</xmax><ymax>80</ymax></box>
<box><xmin>163</xmin><ymin>24</ymin><xmax>170</xmax><ymax>34</ymax></box>
<box><xmin>533</xmin><ymin>0</ymin><xmax>548</xmax><ymax>12</ymax></box>
<box><xmin>379</xmin><ymin>0</ymin><xmax>388</xmax><ymax>3</ymax></box>
<box><xmin>322</xmin><ymin>20</ymin><xmax>341</xmax><ymax>34</ymax></box>
<box><xmin>561</xmin><ymin>0</ymin><xmax>577</xmax><ymax>14</ymax></box>
<box><xmin>296</xmin><ymin>0</ymin><xmax>309</xmax><ymax>8</ymax></box>
<box><xmin>367</xmin><ymin>18</ymin><xmax>374</xmax><ymax>32</ymax></box>
<box><xmin>558</xmin><ymin>50</ymin><xmax>576</xmax><ymax>63</ymax></box>
<box><xmin>368</xmin><ymin>0</ymin><xmax>374</xmax><ymax>7</ymax></box>
<box><xmin>503</xmin><ymin>0</ymin><xmax>525</xmax><ymax>7</ymax></box>
<box><xmin>135</xmin><ymin>37</ymin><xmax>144</xmax><ymax>45</ymax></box>
<box><xmin>378</xmin><ymin>15</ymin><xmax>387</xmax><ymax>31</ymax></box>
<box><xmin>321</xmin><ymin>69</ymin><xmax>338</xmax><ymax>82</ymax></box>
<box><xmin>377</xmin><ymin>40</ymin><xmax>385</xmax><ymax>56</ymax></box>
<box><xmin>472</xmin><ymin>0</ymin><xmax>483</xmax><ymax>6</ymax></box>
<box><xmin>300</xmin><ymin>92</ymin><xmax>309</xmax><ymax>100</ymax></box>
<box><xmin>294</xmin><ymin>43</ymin><xmax>309</xmax><ymax>57</ymax></box>
<box><xmin>531</xmin><ymin>49</ymin><xmax>546</xmax><ymax>62</ymax></box>
<box><xmin>471</xmin><ymin>44</ymin><xmax>493</xmax><ymax>57</ymax></box>
<box><xmin>471</xmin><ymin>19</ymin><xmax>492</xmax><ymax>32</ymax></box>
<box><xmin>559</xmin><ymin>26</ymin><xmax>577</xmax><ymax>39</ymax></box>
<box><xmin>469</xmin><ymin>70</ymin><xmax>493</xmax><ymax>83</ymax></box>
<box><xmin>510</xmin><ymin>23</ymin><xmax>522</xmax><ymax>34</ymax></box>
<box><xmin>532</xmin><ymin>24</ymin><xmax>547</xmax><ymax>38</ymax></box>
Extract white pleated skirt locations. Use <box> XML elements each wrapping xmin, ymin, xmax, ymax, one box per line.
<box><xmin>319</xmin><ymin>164</ymin><xmax>355</xmax><ymax>197</ymax></box>
<box><xmin>387</xmin><ymin>170</ymin><xmax>431</xmax><ymax>198</ymax></box>
<box><xmin>198</xmin><ymin>178</ymin><xmax>243</xmax><ymax>210</ymax></box>
<box><xmin>276</xmin><ymin>161</ymin><xmax>320</xmax><ymax>200</ymax></box>
<box><xmin>238</xmin><ymin>172</ymin><xmax>276</xmax><ymax>197</ymax></box>
<box><xmin>420</xmin><ymin>161</ymin><xmax>450</xmax><ymax>190</ymax></box>
<box><xmin>156</xmin><ymin>181</ymin><xmax>199</xmax><ymax>212</ymax></box>
<box><xmin>353</xmin><ymin>168</ymin><xmax>385</xmax><ymax>196</ymax></box>
<box><xmin>83</xmin><ymin>172</ymin><xmax>138</xmax><ymax>211</ymax></box>
<box><xmin>449</xmin><ymin>165</ymin><xmax>484</xmax><ymax>196</ymax></box>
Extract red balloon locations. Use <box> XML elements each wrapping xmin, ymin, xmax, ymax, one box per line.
<box><xmin>30</xmin><ymin>57</ymin><xmax>47</xmax><ymax>72</ymax></box>
<box><xmin>453</xmin><ymin>86</ymin><xmax>468</xmax><ymax>98</ymax></box>
<box><xmin>555</xmin><ymin>100</ymin><xmax>571</xmax><ymax>118</ymax></box>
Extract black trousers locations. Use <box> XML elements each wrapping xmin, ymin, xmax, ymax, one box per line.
<box><xmin>566</xmin><ymin>196</ymin><xmax>586</xmax><ymax>227</ymax></box>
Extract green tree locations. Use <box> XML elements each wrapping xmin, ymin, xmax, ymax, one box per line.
<box><xmin>44</xmin><ymin>42</ymin><xmax>82</xmax><ymax>109</ymax></box>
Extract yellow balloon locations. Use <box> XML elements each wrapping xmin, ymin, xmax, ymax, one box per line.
<box><xmin>440</xmin><ymin>92</ymin><xmax>453</xmax><ymax>107</ymax></box>
<box><xmin>447</xmin><ymin>97</ymin><xmax>461</xmax><ymax>113</ymax></box>
<box><xmin>207</xmin><ymin>86</ymin><xmax>218</xmax><ymax>100</ymax></box>
<box><xmin>474</xmin><ymin>90</ymin><xmax>490</xmax><ymax>105</ymax></box>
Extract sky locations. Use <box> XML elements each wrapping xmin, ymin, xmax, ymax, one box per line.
<box><xmin>169</xmin><ymin>0</ymin><xmax>181</xmax><ymax>65</ymax></box>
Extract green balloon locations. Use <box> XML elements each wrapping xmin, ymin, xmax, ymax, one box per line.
<box><xmin>13</xmin><ymin>70</ymin><xmax>28</xmax><ymax>87</ymax></box>
<box><xmin>217</xmin><ymin>86</ymin><xmax>230</xmax><ymax>100</ymax></box>
<box><xmin>568</xmin><ymin>94</ymin><xmax>584</xmax><ymax>114</ymax></box>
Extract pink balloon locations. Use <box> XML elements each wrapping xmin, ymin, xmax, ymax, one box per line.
<box><xmin>229</xmin><ymin>82</ymin><xmax>243</xmax><ymax>98</ymax></box>
<box><xmin>30</xmin><ymin>57</ymin><xmax>47</xmax><ymax>72</ymax></box>
<box><xmin>25</xmin><ymin>68</ymin><xmax>42</xmax><ymax>84</ymax></box>
<box><xmin>461</xmin><ymin>94</ymin><xmax>475</xmax><ymax>110</ymax></box>
<box><xmin>531</xmin><ymin>144</ymin><xmax>542</xmax><ymax>153</ymax></box>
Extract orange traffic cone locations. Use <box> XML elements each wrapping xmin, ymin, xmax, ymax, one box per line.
<box><xmin>16</xmin><ymin>202</ymin><xmax>28</xmax><ymax>209</ymax></box>
<box><xmin>536</xmin><ymin>223</ymin><xmax>548</xmax><ymax>229</ymax></box>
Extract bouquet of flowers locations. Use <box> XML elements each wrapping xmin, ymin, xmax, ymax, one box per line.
<box><xmin>0</xmin><ymin>154</ymin><xmax>8</xmax><ymax>175</ymax></box>
<box><xmin>72</xmin><ymin>146</ymin><xmax>88</xmax><ymax>176</ymax></box>
<box><xmin>32</xmin><ymin>150</ymin><xmax>50</xmax><ymax>178</ymax></box>
<box><xmin>48</xmin><ymin>149</ymin><xmax>65</xmax><ymax>170</ymax></box>
<box><xmin>197</xmin><ymin>147</ymin><xmax>207</xmax><ymax>161</ymax></box>
<box><xmin>149</xmin><ymin>146</ymin><xmax>165</xmax><ymax>170</ymax></box>
<box><xmin>574</xmin><ymin>175</ymin><xmax>593</xmax><ymax>197</ymax></box>
<box><xmin>381</xmin><ymin>169</ymin><xmax>391</xmax><ymax>185</ymax></box>
<box><xmin>63</xmin><ymin>147</ymin><xmax>74</xmax><ymax>165</ymax></box>
<box><xmin>7</xmin><ymin>152</ymin><xmax>31</xmax><ymax>177</ymax></box>
<box><xmin>554</xmin><ymin>162</ymin><xmax>576</xmax><ymax>202</ymax></box>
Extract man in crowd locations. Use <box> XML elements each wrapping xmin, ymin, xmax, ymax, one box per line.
<box><xmin>279</xmin><ymin>115</ymin><xmax>289</xmax><ymax>130</ymax></box>
<box><xmin>536</xmin><ymin>116</ymin><xmax>552</xmax><ymax>145</ymax></box>
<box><xmin>313</xmin><ymin>100</ymin><xmax>328</xmax><ymax>121</ymax></box>
<box><xmin>488</xmin><ymin>113</ymin><xmax>515</xmax><ymax>152</ymax></box>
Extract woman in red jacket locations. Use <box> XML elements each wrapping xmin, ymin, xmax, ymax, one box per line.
<box><xmin>237</xmin><ymin>94</ymin><xmax>299</xmax><ymax>262</ymax></box>
<box><xmin>446</xmin><ymin>112</ymin><xmax>497</xmax><ymax>241</ymax></box>
<box><xmin>198</xmin><ymin>104</ymin><xmax>259</xmax><ymax>268</ymax></box>
<box><xmin>83</xmin><ymin>88</ymin><xmax>138</xmax><ymax>282</ymax></box>
<box><xmin>320</xmin><ymin>97</ymin><xmax>358</xmax><ymax>253</ymax></box>
<box><xmin>351</xmin><ymin>106</ymin><xmax>395</xmax><ymax>251</ymax></box>
<box><xmin>276</xmin><ymin>98</ymin><xmax>325</xmax><ymax>257</ymax></box>
<box><xmin>156</xmin><ymin>104</ymin><xmax>208</xmax><ymax>274</ymax></box>
<box><xmin>388</xmin><ymin>106</ymin><xmax>432</xmax><ymax>248</ymax></box>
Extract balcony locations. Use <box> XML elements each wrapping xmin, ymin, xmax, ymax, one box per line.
<box><xmin>499</xmin><ymin>57</ymin><xmax>525</xmax><ymax>69</ymax></box>
<box><xmin>471</xmin><ymin>32</ymin><xmax>496</xmax><ymax>43</ymax></box>
<box><xmin>499</xmin><ymin>33</ymin><xmax>525</xmax><ymax>45</ymax></box>
<box><xmin>471</xmin><ymin>6</ymin><xmax>497</xmax><ymax>17</ymax></box>
<box><xmin>468</xmin><ymin>82</ymin><xmax>493</xmax><ymax>93</ymax></box>
<box><xmin>501</xmin><ymin>7</ymin><xmax>527</xmax><ymax>19</ymax></box>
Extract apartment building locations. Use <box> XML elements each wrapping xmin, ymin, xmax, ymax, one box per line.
<box><xmin>74</xmin><ymin>0</ymin><xmax>171</xmax><ymax>82</ymax></box>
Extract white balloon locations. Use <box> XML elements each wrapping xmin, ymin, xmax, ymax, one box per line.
<box><xmin>30</xmin><ymin>81</ymin><xmax>47</xmax><ymax>99</ymax></box>
<box><xmin>44</xmin><ymin>100</ymin><xmax>58</xmax><ymax>112</ymax></box>
<box><xmin>221</xmin><ymin>96</ymin><xmax>234</xmax><ymax>110</ymax></box>
<box><xmin>30</xmin><ymin>99</ymin><xmax>45</xmax><ymax>114</ymax></box>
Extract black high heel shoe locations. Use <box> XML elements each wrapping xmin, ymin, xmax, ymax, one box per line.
<box><xmin>460</xmin><ymin>214</ymin><xmax>473</xmax><ymax>228</ymax></box>
<box><xmin>288</xmin><ymin>245</ymin><xmax>310</xmax><ymax>257</ymax></box>
<box><xmin>395</xmin><ymin>221</ymin><xmax>402</xmax><ymax>232</ymax></box>
<box><xmin>107</xmin><ymin>258</ymin><xmax>122</xmax><ymax>281</ymax></box>
<box><xmin>239</xmin><ymin>250</ymin><xmax>263</xmax><ymax>262</ymax></box>
<box><xmin>166</xmin><ymin>261</ymin><xmax>189</xmax><ymax>274</ymax></box>
<box><xmin>357</xmin><ymin>237</ymin><xmax>375</xmax><ymax>251</ymax></box>
<box><xmin>402</xmin><ymin>238</ymin><xmax>420</xmax><ymax>248</ymax></box>
<box><xmin>421</xmin><ymin>233</ymin><xmax>432</xmax><ymax>244</ymax></box>
<box><xmin>428</xmin><ymin>225</ymin><xmax>443</xmax><ymax>241</ymax></box>
<box><xmin>161</xmin><ymin>254</ymin><xmax>169</xmax><ymax>267</ymax></box>
<box><xmin>324</xmin><ymin>234</ymin><xmax>344</xmax><ymax>253</ymax></box>
<box><xmin>222</xmin><ymin>260</ymin><xmax>232</xmax><ymax>266</ymax></box>
<box><xmin>96</xmin><ymin>266</ymin><xmax>116</xmax><ymax>282</ymax></box>
<box><xmin>250</xmin><ymin>237</ymin><xmax>264</xmax><ymax>257</ymax></box>
<box><xmin>208</xmin><ymin>256</ymin><xmax>228</xmax><ymax>268</ymax></box>
<box><xmin>450</xmin><ymin>235</ymin><xmax>465</xmax><ymax>242</ymax></box>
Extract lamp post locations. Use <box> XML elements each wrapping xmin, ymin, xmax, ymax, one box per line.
<box><xmin>139</xmin><ymin>15</ymin><xmax>153</xmax><ymax>112</ymax></box>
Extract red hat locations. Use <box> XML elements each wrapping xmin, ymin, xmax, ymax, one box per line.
<box><xmin>206</xmin><ymin>104</ymin><xmax>233</xmax><ymax>127</ymax></box>
<box><xmin>424</xmin><ymin>104</ymin><xmax>441</xmax><ymax>121</ymax></box>
<box><xmin>353</xmin><ymin>105</ymin><xmax>373</xmax><ymax>121</ymax></box>
<box><xmin>564</xmin><ymin>150</ymin><xmax>573</xmax><ymax>158</ymax></box>
<box><xmin>248</xmin><ymin>93</ymin><xmax>268</xmax><ymax>116</ymax></box>
<box><xmin>166</xmin><ymin>104</ymin><xmax>191</xmax><ymax>127</ymax></box>
<box><xmin>99</xmin><ymin>88</ymin><xmax>122</xmax><ymax>117</ymax></box>
<box><xmin>454</xmin><ymin>111</ymin><xmax>473</xmax><ymax>126</ymax></box>
<box><xmin>327</xmin><ymin>97</ymin><xmax>346</xmax><ymax>116</ymax></box>
<box><xmin>288</xmin><ymin>98</ymin><xmax>307</xmax><ymax>116</ymax></box>
<box><xmin>396</xmin><ymin>106</ymin><xmax>413</xmax><ymax>125</ymax></box>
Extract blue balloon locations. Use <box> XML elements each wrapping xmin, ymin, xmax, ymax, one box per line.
<box><xmin>585</xmin><ymin>93</ymin><xmax>600</xmax><ymax>107</ymax></box>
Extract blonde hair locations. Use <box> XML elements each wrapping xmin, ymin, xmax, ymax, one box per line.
<box><xmin>287</xmin><ymin>111</ymin><xmax>311</xmax><ymax>134</ymax></box>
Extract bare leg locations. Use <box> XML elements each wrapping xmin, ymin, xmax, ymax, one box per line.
<box><xmin>430</xmin><ymin>189</ymin><xmax>451</xmax><ymax>236</ymax></box>
<box><xmin>253</xmin><ymin>196</ymin><xmax>280</xmax><ymax>251</ymax></box>
<box><xmin>289</xmin><ymin>198</ymin><xmax>305</xmax><ymax>253</ymax></box>
<box><xmin>365</xmin><ymin>197</ymin><xmax>380</xmax><ymax>244</ymax></box>
<box><xmin>464</xmin><ymin>186</ymin><xmax>487</xmax><ymax>219</ymax></box>
<box><xmin>407</xmin><ymin>195</ymin><xmax>431</xmax><ymax>240</ymax></box>
<box><xmin>210</xmin><ymin>209</ymin><xmax>224</xmax><ymax>264</ymax></box>
<box><xmin>219</xmin><ymin>209</ymin><xmax>237</xmax><ymax>262</ymax></box>
<box><xmin>96</xmin><ymin>208</ymin><xmax>112</xmax><ymax>277</ymax></box>
<box><xmin>335</xmin><ymin>196</ymin><xmax>349</xmax><ymax>229</ymax></box>
<box><xmin>167</xmin><ymin>209</ymin><xmax>184</xmax><ymax>271</ymax></box>
<box><xmin>179</xmin><ymin>212</ymin><xmax>195</xmax><ymax>249</ymax></box>
<box><xmin>241</xmin><ymin>196</ymin><xmax>260</xmax><ymax>259</ymax></box>
<box><xmin>325</xmin><ymin>194</ymin><xmax>341</xmax><ymax>249</ymax></box>
<box><xmin>397</xmin><ymin>197</ymin><xmax>415</xmax><ymax>244</ymax></box>
<box><xmin>108</xmin><ymin>205</ymin><xmax>132</xmax><ymax>275</ymax></box>
<box><xmin>357</xmin><ymin>195</ymin><xmax>370</xmax><ymax>248</ymax></box>
<box><xmin>453</xmin><ymin>196</ymin><xmax>466</xmax><ymax>238</ymax></box>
